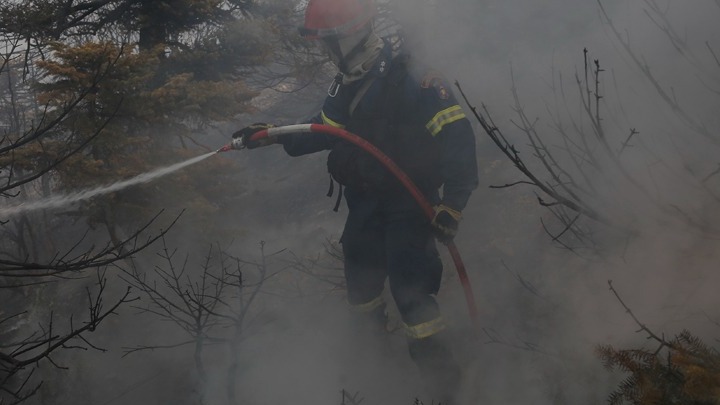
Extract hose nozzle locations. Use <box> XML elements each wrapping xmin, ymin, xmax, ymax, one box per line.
<box><xmin>216</xmin><ymin>138</ymin><xmax>245</xmax><ymax>153</ymax></box>
<box><xmin>216</xmin><ymin>143</ymin><xmax>233</xmax><ymax>153</ymax></box>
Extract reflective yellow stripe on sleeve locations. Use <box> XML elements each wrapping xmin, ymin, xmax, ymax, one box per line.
<box><xmin>425</xmin><ymin>105</ymin><xmax>466</xmax><ymax>136</ymax></box>
<box><xmin>403</xmin><ymin>316</ymin><xmax>447</xmax><ymax>339</ymax></box>
<box><xmin>321</xmin><ymin>111</ymin><xmax>345</xmax><ymax>129</ymax></box>
<box><xmin>349</xmin><ymin>295</ymin><xmax>384</xmax><ymax>313</ymax></box>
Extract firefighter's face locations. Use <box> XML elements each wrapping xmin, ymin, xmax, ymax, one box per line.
<box><xmin>319</xmin><ymin>25</ymin><xmax>371</xmax><ymax>68</ymax></box>
<box><xmin>320</xmin><ymin>38</ymin><xmax>343</xmax><ymax>66</ymax></box>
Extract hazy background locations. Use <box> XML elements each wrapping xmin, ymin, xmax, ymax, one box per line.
<box><xmin>36</xmin><ymin>1</ymin><xmax>720</xmax><ymax>404</ymax></box>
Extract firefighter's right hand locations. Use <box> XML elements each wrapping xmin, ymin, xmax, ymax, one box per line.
<box><xmin>431</xmin><ymin>204</ymin><xmax>462</xmax><ymax>244</ymax></box>
<box><xmin>231</xmin><ymin>123</ymin><xmax>275</xmax><ymax>149</ymax></box>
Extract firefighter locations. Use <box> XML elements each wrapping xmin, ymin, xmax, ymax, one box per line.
<box><xmin>233</xmin><ymin>0</ymin><xmax>478</xmax><ymax>401</ymax></box>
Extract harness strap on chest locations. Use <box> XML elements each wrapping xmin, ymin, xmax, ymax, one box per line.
<box><xmin>326</xmin><ymin>174</ymin><xmax>344</xmax><ymax>212</ymax></box>
<box><xmin>325</xmin><ymin>54</ymin><xmax>411</xmax><ymax>211</ymax></box>
<box><xmin>350</xmin><ymin>54</ymin><xmax>410</xmax><ymax>120</ymax></box>
<box><xmin>349</xmin><ymin>76</ymin><xmax>376</xmax><ymax>117</ymax></box>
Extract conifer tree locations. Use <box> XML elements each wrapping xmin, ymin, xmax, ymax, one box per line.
<box><xmin>597</xmin><ymin>331</ymin><xmax>720</xmax><ymax>405</ymax></box>
<box><xmin>0</xmin><ymin>1</ymin><xmax>307</xmax><ymax>402</ymax></box>
<box><xmin>1</xmin><ymin>0</ymin><xmax>301</xmax><ymax>243</ymax></box>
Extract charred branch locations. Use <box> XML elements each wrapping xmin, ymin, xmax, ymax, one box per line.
<box><xmin>597</xmin><ymin>0</ymin><xmax>718</xmax><ymax>143</ymax></box>
<box><xmin>618</xmin><ymin>128</ymin><xmax>639</xmax><ymax>155</ymax></box>
<box><xmin>455</xmin><ymin>80</ymin><xmax>610</xmax><ymax>226</ymax></box>
<box><xmin>0</xmin><ymin>271</ymin><xmax>136</xmax><ymax>404</ymax></box>
<box><xmin>120</xmin><ymin>239</ymin><xmax>277</xmax><ymax>403</ymax></box>
<box><xmin>0</xmin><ymin>210</ymin><xmax>180</xmax><ymax>276</ymax></box>
<box><xmin>459</xmin><ymin>35</ymin><xmax>720</xmax><ymax>249</ymax></box>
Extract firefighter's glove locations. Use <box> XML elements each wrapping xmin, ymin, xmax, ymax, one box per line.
<box><xmin>232</xmin><ymin>123</ymin><xmax>275</xmax><ymax>149</ymax></box>
<box><xmin>431</xmin><ymin>204</ymin><xmax>462</xmax><ymax>244</ymax></box>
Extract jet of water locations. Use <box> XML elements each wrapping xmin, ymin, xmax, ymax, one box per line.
<box><xmin>0</xmin><ymin>151</ymin><xmax>218</xmax><ymax>218</ymax></box>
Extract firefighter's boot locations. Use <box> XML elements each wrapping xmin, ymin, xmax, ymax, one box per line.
<box><xmin>407</xmin><ymin>331</ymin><xmax>462</xmax><ymax>404</ymax></box>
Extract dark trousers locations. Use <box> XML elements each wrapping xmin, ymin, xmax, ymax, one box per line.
<box><xmin>340</xmin><ymin>187</ymin><xmax>443</xmax><ymax>326</ymax></box>
<box><xmin>341</xmin><ymin>187</ymin><xmax>461</xmax><ymax>402</ymax></box>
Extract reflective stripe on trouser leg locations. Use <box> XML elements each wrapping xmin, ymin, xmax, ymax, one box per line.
<box><xmin>403</xmin><ymin>315</ymin><xmax>447</xmax><ymax>339</ymax></box>
<box><xmin>348</xmin><ymin>295</ymin><xmax>388</xmax><ymax>336</ymax></box>
<box><xmin>348</xmin><ymin>295</ymin><xmax>384</xmax><ymax>313</ymax></box>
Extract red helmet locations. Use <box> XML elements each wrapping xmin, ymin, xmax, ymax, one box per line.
<box><xmin>299</xmin><ymin>0</ymin><xmax>377</xmax><ymax>39</ymax></box>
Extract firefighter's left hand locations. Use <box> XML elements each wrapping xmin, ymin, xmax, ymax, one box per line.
<box><xmin>431</xmin><ymin>204</ymin><xmax>462</xmax><ymax>244</ymax></box>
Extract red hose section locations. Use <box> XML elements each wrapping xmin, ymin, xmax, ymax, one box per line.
<box><xmin>251</xmin><ymin>125</ymin><xmax>480</xmax><ymax>326</ymax></box>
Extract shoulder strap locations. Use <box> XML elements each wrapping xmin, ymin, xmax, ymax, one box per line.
<box><xmin>348</xmin><ymin>54</ymin><xmax>411</xmax><ymax>118</ymax></box>
<box><xmin>348</xmin><ymin>76</ymin><xmax>376</xmax><ymax>117</ymax></box>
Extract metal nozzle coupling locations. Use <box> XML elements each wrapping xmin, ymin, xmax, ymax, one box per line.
<box><xmin>231</xmin><ymin>138</ymin><xmax>245</xmax><ymax>149</ymax></box>
<box><xmin>216</xmin><ymin>138</ymin><xmax>247</xmax><ymax>153</ymax></box>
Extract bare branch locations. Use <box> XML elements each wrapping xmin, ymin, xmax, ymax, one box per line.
<box><xmin>0</xmin><ymin>210</ymin><xmax>182</xmax><ymax>276</ymax></box>
<box><xmin>455</xmin><ymin>80</ymin><xmax>610</xmax><ymax>225</ymax></box>
<box><xmin>606</xmin><ymin>280</ymin><xmax>670</xmax><ymax>347</ymax></box>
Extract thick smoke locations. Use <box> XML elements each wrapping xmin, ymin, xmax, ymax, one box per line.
<box><xmin>375</xmin><ymin>0</ymin><xmax>720</xmax><ymax>403</ymax></box>
<box><xmin>32</xmin><ymin>1</ymin><xmax>720</xmax><ymax>404</ymax></box>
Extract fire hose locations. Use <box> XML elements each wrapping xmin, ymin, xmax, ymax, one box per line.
<box><xmin>218</xmin><ymin>123</ymin><xmax>480</xmax><ymax>327</ymax></box>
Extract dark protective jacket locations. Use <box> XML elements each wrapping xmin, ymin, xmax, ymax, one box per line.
<box><xmin>281</xmin><ymin>41</ymin><xmax>478</xmax><ymax>211</ymax></box>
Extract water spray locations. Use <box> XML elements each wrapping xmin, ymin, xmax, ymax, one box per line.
<box><xmin>218</xmin><ymin>124</ymin><xmax>481</xmax><ymax>328</ymax></box>
<box><xmin>0</xmin><ymin>151</ymin><xmax>219</xmax><ymax>217</ymax></box>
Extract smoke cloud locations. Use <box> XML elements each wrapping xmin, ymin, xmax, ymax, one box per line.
<box><xmin>32</xmin><ymin>1</ymin><xmax>720</xmax><ymax>404</ymax></box>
